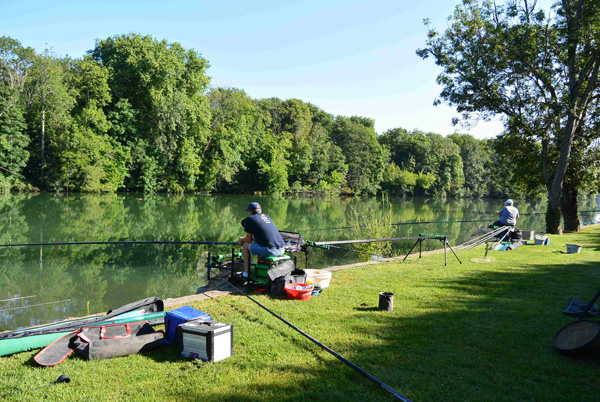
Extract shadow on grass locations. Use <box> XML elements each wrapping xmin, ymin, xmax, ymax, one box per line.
<box><xmin>174</xmin><ymin>255</ymin><xmax>600</xmax><ymax>401</ymax></box>
<box><xmin>354</xmin><ymin>306</ymin><xmax>379</xmax><ymax>312</ymax></box>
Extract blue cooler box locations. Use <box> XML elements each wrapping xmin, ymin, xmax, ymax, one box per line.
<box><xmin>165</xmin><ymin>306</ymin><xmax>211</xmax><ymax>343</ymax></box>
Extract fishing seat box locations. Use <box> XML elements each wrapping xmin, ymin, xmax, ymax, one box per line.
<box><xmin>165</xmin><ymin>306</ymin><xmax>211</xmax><ymax>344</ymax></box>
<box><xmin>179</xmin><ymin>321</ymin><xmax>233</xmax><ymax>362</ymax></box>
<box><xmin>252</xmin><ymin>255</ymin><xmax>293</xmax><ymax>285</ymax></box>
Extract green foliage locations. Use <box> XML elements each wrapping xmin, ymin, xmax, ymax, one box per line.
<box><xmin>449</xmin><ymin>134</ymin><xmax>489</xmax><ymax>197</ymax></box>
<box><xmin>256</xmin><ymin>131</ymin><xmax>291</xmax><ymax>195</ymax></box>
<box><xmin>0</xmin><ymin>84</ymin><xmax>29</xmax><ymax>189</ymax></box>
<box><xmin>90</xmin><ymin>33</ymin><xmax>212</xmax><ymax>192</ymax></box>
<box><xmin>202</xmin><ymin>88</ymin><xmax>264</xmax><ymax>191</ymax></box>
<box><xmin>331</xmin><ymin>116</ymin><xmax>385</xmax><ymax>195</ymax></box>
<box><xmin>379</xmin><ymin>129</ymin><xmax>465</xmax><ymax>197</ymax></box>
<box><xmin>381</xmin><ymin>162</ymin><xmax>417</xmax><ymax>195</ymax></box>
<box><xmin>23</xmin><ymin>51</ymin><xmax>75</xmax><ymax>186</ymax></box>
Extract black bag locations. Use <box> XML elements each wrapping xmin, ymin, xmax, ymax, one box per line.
<box><xmin>510</xmin><ymin>228</ymin><xmax>523</xmax><ymax>240</ymax></box>
<box><xmin>271</xmin><ymin>269</ymin><xmax>307</xmax><ymax>296</ymax></box>
<box><xmin>73</xmin><ymin>321</ymin><xmax>164</xmax><ymax>360</ymax></box>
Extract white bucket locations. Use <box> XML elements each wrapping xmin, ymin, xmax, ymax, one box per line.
<box><xmin>566</xmin><ymin>244</ymin><xmax>582</xmax><ymax>254</ymax></box>
<box><xmin>304</xmin><ymin>269</ymin><xmax>332</xmax><ymax>288</ymax></box>
<box><xmin>522</xmin><ymin>230</ymin><xmax>535</xmax><ymax>241</ymax></box>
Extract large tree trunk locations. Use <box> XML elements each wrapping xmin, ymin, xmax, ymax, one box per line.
<box><xmin>560</xmin><ymin>178</ymin><xmax>580</xmax><ymax>232</ymax></box>
<box><xmin>546</xmin><ymin>188</ymin><xmax>563</xmax><ymax>235</ymax></box>
<box><xmin>545</xmin><ymin>112</ymin><xmax>579</xmax><ymax>234</ymax></box>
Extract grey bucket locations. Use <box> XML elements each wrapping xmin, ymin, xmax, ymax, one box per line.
<box><xmin>378</xmin><ymin>292</ymin><xmax>394</xmax><ymax>311</ymax></box>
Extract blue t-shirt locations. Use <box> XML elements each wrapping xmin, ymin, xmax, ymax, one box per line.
<box><xmin>244</xmin><ymin>214</ymin><xmax>285</xmax><ymax>249</ymax></box>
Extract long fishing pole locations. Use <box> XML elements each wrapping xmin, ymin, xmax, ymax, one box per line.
<box><xmin>0</xmin><ymin>295</ymin><xmax>37</xmax><ymax>303</ymax></box>
<box><xmin>211</xmin><ymin>271</ymin><xmax>411</xmax><ymax>401</ymax></box>
<box><xmin>0</xmin><ymin>240</ymin><xmax>238</xmax><ymax>248</ymax></box>
<box><xmin>302</xmin><ymin>209</ymin><xmax>600</xmax><ymax>233</ymax></box>
<box><xmin>313</xmin><ymin>236</ymin><xmax>426</xmax><ymax>246</ymax></box>
<box><xmin>460</xmin><ymin>226</ymin><xmax>508</xmax><ymax>249</ymax></box>
<box><xmin>0</xmin><ymin>299</ymin><xmax>71</xmax><ymax>313</ymax></box>
<box><xmin>327</xmin><ymin>244</ymin><xmax>388</xmax><ymax>258</ymax></box>
<box><xmin>483</xmin><ymin>228</ymin><xmax>513</xmax><ymax>259</ymax></box>
<box><xmin>303</xmin><ymin>219</ymin><xmax>494</xmax><ymax>232</ymax></box>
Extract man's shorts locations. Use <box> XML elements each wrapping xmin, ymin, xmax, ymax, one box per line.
<box><xmin>250</xmin><ymin>243</ymin><xmax>285</xmax><ymax>257</ymax></box>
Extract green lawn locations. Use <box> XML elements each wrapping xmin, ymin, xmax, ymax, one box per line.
<box><xmin>2</xmin><ymin>226</ymin><xmax>600</xmax><ymax>401</ymax></box>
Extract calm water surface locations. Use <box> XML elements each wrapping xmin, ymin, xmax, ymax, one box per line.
<box><xmin>1</xmin><ymin>193</ymin><xmax>597</xmax><ymax>330</ymax></box>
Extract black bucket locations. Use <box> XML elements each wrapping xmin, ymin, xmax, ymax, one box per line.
<box><xmin>378</xmin><ymin>292</ymin><xmax>394</xmax><ymax>311</ymax></box>
<box><xmin>553</xmin><ymin>320</ymin><xmax>600</xmax><ymax>357</ymax></box>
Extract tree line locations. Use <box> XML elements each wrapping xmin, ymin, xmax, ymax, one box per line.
<box><xmin>0</xmin><ymin>33</ymin><xmax>534</xmax><ymax>200</ymax></box>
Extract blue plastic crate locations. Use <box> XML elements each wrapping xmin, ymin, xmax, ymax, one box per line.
<box><xmin>165</xmin><ymin>306</ymin><xmax>211</xmax><ymax>343</ymax></box>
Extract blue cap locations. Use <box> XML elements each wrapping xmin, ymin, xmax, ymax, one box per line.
<box><xmin>505</xmin><ymin>199</ymin><xmax>513</xmax><ymax>205</ymax></box>
<box><xmin>245</xmin><ymin>202</ymin><xmax>261</xmax><ymax>211</ymax></box>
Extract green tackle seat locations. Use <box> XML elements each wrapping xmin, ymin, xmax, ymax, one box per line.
<box><xmin>252</xmin><ymin>254</ymin><xmax>292</xmax><ymax>285</ymax></box>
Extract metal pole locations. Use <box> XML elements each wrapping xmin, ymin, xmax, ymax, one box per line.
<box><xmin>207</xmin><ymin>252</ymin><xmax>212</xmax><ymax>281</ymax></box>
<box><xmin>402</xmin><ymin>240</ymin><xmax>420</xmax><ymax>262</ymax></box>
<box><xmin>444</xmin><ymin>237</ymin><xmax>447</xmax><ymax>266</ymax></box>
<box><xmin>578</xmin><ymin>289</ymin><xmax>600</xmax><ymax>321</ymax></box>
<box><xmin>445</xmin><ymin>240</ymin><xmax>462</xmax><ymax>264</ymax></box>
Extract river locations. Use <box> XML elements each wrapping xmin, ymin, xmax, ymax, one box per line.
<box><xmin>0</xmin><ymin>193</ymin><xmax>597</xmax><ymax>330</ymax></box>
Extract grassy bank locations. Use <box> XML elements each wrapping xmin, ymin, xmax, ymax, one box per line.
<box><xmin>2</xmin><ymin>226</ymin><xmax>600</xmax><ymax>401</ymax></box>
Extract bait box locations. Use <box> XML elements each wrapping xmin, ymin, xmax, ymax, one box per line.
<box><xmin>180</xmin><ymin>321</ymin><xmax>233</xmax><ymax>362</ymax></box>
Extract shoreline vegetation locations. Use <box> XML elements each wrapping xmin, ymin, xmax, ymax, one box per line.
<box><xmin>0</xmin><ymin>33</ymin><xmax>536</xmax><ymax>202</ymax></box>
<box><xmin>1</xmin><ymin>224</ymin><xmax>598</xmax><ymax>401</ymax></box>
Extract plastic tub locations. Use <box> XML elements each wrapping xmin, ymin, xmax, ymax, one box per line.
<box><xmin>521</xmin><ymin>230</ymin><xmax>535</xmax><ymax>241</ymax></box>
<box><xmin>304</xmin><ymin>269</ymin><xmax>332</xmax><ymax>288</ymax></box>
<box><xmin>534</xmin><ymin>235</ymin><xmax>548</xmax><ymax>245</ymax></box>
<box><xmin>566</xmin><ymin>244</ymin><xmax>582</xmax><ymax>254</ymax></box>
<box><xmin>284</xmin><ymin>283</ymin><xmax>314</xmax><ymax>300</ymax></box>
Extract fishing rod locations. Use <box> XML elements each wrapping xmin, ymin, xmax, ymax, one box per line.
<box><xmin>520</xmin><ymin>209</ymin><xmax>600</xmax><ymax>216</ymax></box>
<box><xmin>303</xmin><ymin>209</ymin><xmax>600</xmax><ymax>232</ymax></box>
<box><xmin>459</xmin><ymin>226</ymin><xmax>510</xmax><ymax>250</ymax></box>
<box><xmin>0</xmin><ymin>240</ymin><xmax>238</xmax><ymax>248</ymax></box>
<box><xmin>0</xmin><ymin>295</ymin><xmax>37</xmax><ymax>303</ymax></box>
<box><xmin>304</xmin><ymin>219</ymin><xmax>494</xmax><ymax>232</ymax></box>
<box><xmin>483</xmin><ymin>228</ymin><xmax>513</xmax><ymax>259</ymax></box>
<box><xmin>312</xmin><ymin>236</ymin><xmax>429</xmax><ymax>246</ymax></box>
<box><xmin>211</xmin><ymin>269</ymin><xmax>412</xmax><ymax>401</ymax></box>
<box><xmin>327</xmin><ymin>244</ymin><xmax>388</xmax><ymax>259</ymax></box>
<box><xmin>0</xmin><ymin>299</ymin><xmax>71</xmax><ymax>313</ymax></box>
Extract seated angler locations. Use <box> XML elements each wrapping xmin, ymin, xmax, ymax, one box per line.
<box><xmin>488</xmin><ymin>198</ymin><xmax>520</xmax><ymax>239</ymax></box>
<box><xmin>238</xmin><ymin>202</ymin><xmax>285</xmax><ymax>277</ymax></box>
<box><xmin>492</xmin><ymin>199</ymin><xmax>520</xmax><ymax>228</ymax></box>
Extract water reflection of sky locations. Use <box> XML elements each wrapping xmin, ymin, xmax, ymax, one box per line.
<box><xmin>0</xmin><ymin>193</ymin><xmax>596</xmax><ymax>330</ymax></box>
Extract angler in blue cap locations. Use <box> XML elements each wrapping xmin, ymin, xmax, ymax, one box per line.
<box><xmin>238</xmin><ymin>202</ymin><xmax>285</xmax><ymax>276</ymax></box>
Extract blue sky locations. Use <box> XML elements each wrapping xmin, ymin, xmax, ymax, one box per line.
<box><xmin>0</xmin><ymin>0</ymin><xmax>555</xmax><ymax>138</ymax></box>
